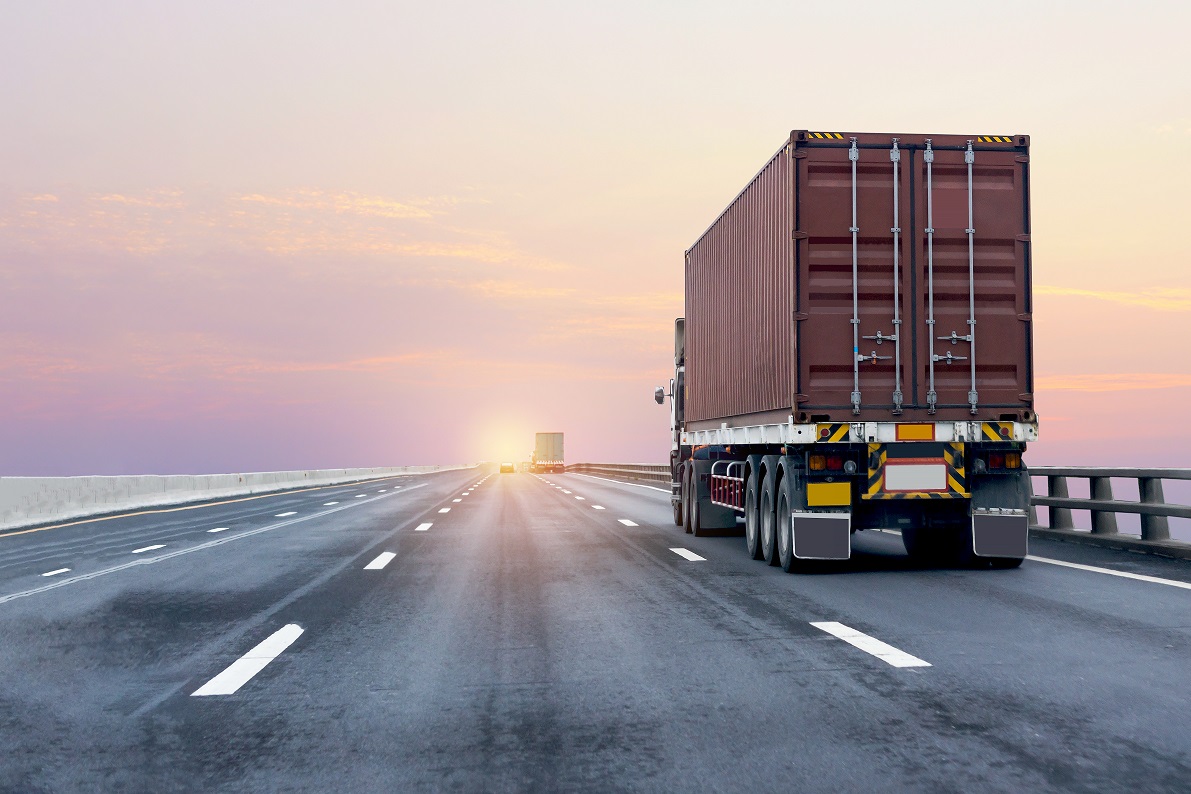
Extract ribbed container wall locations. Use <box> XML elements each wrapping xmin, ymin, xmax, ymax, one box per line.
<box><xmin>685</xmin><ymin>146</ymin><xmax>791</xmax><ymax>423</ymax></box>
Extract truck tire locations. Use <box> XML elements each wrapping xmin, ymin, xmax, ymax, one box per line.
<box><xmin>760</xmin><ymin>462</ymin><xmax>780</xmax><ymax>566</ymax></box>
<box><xmin>777</xmin><ymin>483</ymin><xmax>796</xmax><ymax>572</ymax></box>
<box><xmin>672</xmin><ymin>499</ymin><xmax>683</xmax><ymax>527</ymax></box>
<box><xmin>744</xmin><ymin>472</ymin><xmax>763</xmax><ymax>560</ymax></box>
<box><xmin>682</xmin><ymin>465</ymin><xmax>693</xmax><ymax>534</ymax></box>
<box><xmin>690</xmin><ymin>492</ymin><xmax>704</xmax><ymax>537</ymax></box>
<box><xmin>989</xmin><ymin>556</ymin><xmax>1024</xmax><ymax>569</ymax></box>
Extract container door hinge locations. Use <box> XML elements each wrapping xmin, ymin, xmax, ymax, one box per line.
<box><xmin>793</xmin><ymin>312</ymin><xmax>809</xmax><ymax>321</ymax></box>
<box><xmin>1018</xmin><ymin>393</ymin><xmax>1034</xmax><ymax>402</ymax></box>
<box><xmin>794</xmin><ymin>393</ymin><xmax>810</xmax><ymax>404</ymax></box>
<box><xmin>1017</xmin><ymin>313</ymin><xmax>1032</xmax><ymax>322</ymax></box>
<box><xmin>792</xmin><ymin>230</ymin><xmax>809</xmax><ymax>240</ymax></box>
<box><xmin>1016</xmin><ymin>234</ymin><xmax>1031</xmax><ymax>242</ymax></box>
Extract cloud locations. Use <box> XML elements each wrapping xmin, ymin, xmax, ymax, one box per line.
<box><xmin>1036</xmin><ymin>285</ymin><xmax>1191</xmax><ymax>311</ymax></box>
<box><xmin>236</xmin><ymin>189</ymin><xmax>433</xmax><ymax>219</ymax></box>
<box><xmin>1037</xmin><ymin>373</ymin><xmax>1191</xmax><ymax>392</ymax></box>
<box><xmin>0</xmin><ymin>186</ymin><xmax>569</xmax><ymax>271</ymax></box>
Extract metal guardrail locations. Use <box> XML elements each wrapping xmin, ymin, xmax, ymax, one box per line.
<box><xmin>1031</xmin><ymin>467</ymin><xmax>1191</xmax><ymax>540</ymax></box>
<box><xmin>569</xmin><ymin>463</ymin><xmax>1191</xmax><ymax>559</ymax></box>
<box><xmin>565</xmin><ymin>463</ymin><xmax>670</xmax><ymax>485</ymax></box>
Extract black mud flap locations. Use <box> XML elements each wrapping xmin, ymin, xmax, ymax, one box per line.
<box><xmin>972</xmin><ymin>513</ymin><xmax>1028</xmax><ymax>558</ymax></box>
<box><xmin>792</xmin><ymin>513</ymin><xmax>851</xmax><ymax>560</ymax></box>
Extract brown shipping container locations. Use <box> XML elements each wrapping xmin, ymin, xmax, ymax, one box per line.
<box><xmin>684</xmin><ymin>130</ymin><xmax>1034</xmax><ymax>428</ymax></box>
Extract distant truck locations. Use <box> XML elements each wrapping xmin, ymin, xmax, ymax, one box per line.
<box><xmin>657</xmin><ymin>129</ymin><xmax>1037</xmax><ymax>571</ymax></box>
<box><xmin>531</xmin><ymin>433</ymin><xmax>565</xmax><ymax>474</ymax></box>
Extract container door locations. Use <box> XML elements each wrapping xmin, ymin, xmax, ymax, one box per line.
<box><xmin>793</xmin><ymin>132</ymin><xmax>1031</xmax><ymax>421</ymax></box>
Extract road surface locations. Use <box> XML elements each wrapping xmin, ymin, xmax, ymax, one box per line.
<box><xmin>2</xmin><ymin>467</ymin><xmax>1190</xmax><ymax>791</ymax></box>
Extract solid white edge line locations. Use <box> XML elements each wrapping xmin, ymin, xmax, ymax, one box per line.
<box><xmin>131</xmin><ymin>544</ymin><xmax>165</xmax><ymax>554</ymax></box>
<box><xmin>414</xmin><ymin>523</ymin><xmax>433</xmax><ymax>532</ymax></box>
<box><xmin>208</xmin><ymin>527</ymin><xmax>231</xmax><ymax>533</ymax></box>
<box><xmin>670</xmin><ymin>547</ymin><xmax>705</xmax><ymax>561</ymax></box>
<box><xmin>364</xmin><ymin>552</ymin><xmax>397</xmax><ymax>570</ymax></box>
<box><xmin>41</xmin><ymin>568</ymin><xmax>70</xmax><ymax>577</ymax></box>
<box><xmin>0</xmin><ymin>484</ymin><xmax>426</xmax><ymax>608</ymax></box>
<box><xmin>570</xmin><ymin>472</ymin><xmax>671</xmax><ymax>493</ymax></box>
<box><xmin>191</xmin><ymin>624</ymin><xmax>305</xmax><ymax>696</ymax></box>
<box><xmin>275</xmin><ymin>511</ymin><xmax>297</xmax><ymax>517</ymax></box>
<box><xmin>618</xmin><ymin>519</ymin><xmax>638</xmax><ymax>527</ymax></box>
<box><xmin>810</xmin><ymin>621</ymin><xmax>931</xmax><ymax>668</ymax></box>
<box><xmin>1027</xmin><ymin>555</ymin><xmax>1191</xmax><ymax>591</ymax></box>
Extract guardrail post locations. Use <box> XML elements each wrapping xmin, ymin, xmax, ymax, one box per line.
<box><xmin>1089</xmin><ymin>477</ymin><xmax>1118</xmax><ymax>534</ymax></box>
<box><xmin>1139</xmin><ymin>477</ymin><xmax>1171</xmax><ymax>541</ymax></box>
<box><xmin>1047</xmin><ymin>476</ymin><xmax>1074</xmax><ymax>529</ymax></box>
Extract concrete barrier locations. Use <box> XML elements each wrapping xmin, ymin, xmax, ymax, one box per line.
<box><xmin>0</xmin><ymin>465</ymin><xmax>476</xmax><ymax>533</ymax></box>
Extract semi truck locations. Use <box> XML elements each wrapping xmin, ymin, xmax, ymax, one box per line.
<box><xmin>531</xmin><ymin>432</ymin><xmax>565</xmax><ymax>474</ymax></box>
<box><xmin>656</xmin><ymin>129</ymin><xmax>1037</xmax><ymax>571</ymax></box>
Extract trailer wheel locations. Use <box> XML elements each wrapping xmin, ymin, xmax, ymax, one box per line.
<box><xmin>988</xmin><ymin>556</ymin><xmax>1024</xmax><ymax>569</ymax></box>
<box><xmin>682</xmin><ymin>465</ymin><xmax>693</xmax><ymax>534</ymax></box>
<box><xmin>744</xmin><ymin>473</ymin><xmax>763</xmax><ymax>560</ymax></box>
<box><xmin>690</xmin><ymin>492</ymin><xmax>705</xmax><ymax>537</ymax></box>
<box><xmin>777</xmin><ymin>486</ymin><xmax>796</xmax><ymax>572</ymax></box>
<box><xmin>760</xmin><ymin>464</ymin><xmax>780</xmax><ymax>566</ymax></box>
<box><xmin>672</xmin><ymin>499</ymin><xmax>683</xmax><ymax>527</ymax></box>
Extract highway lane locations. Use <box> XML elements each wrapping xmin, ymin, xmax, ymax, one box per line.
<box><xmin>2</xmin><ymin>467</ymin><xmax>1191</xmax><ymax>791</ymax></box>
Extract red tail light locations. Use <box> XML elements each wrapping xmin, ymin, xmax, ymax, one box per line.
<box><xmin>826</xmin><ymin>455</ymin><xmax>844</xmax><ymax>471</ymax></box>
<box><xmin>988</xmin><ymin>453</ymin><xmax>1005</xmax><ymax>469</ymax></box>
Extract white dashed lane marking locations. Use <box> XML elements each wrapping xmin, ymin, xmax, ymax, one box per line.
<box><xmin>414</xmin><ymin>523</ymin><xmax>433</xmax><ymax>532</ymax></box>
<box><xmin>41</xmin><ymin>568</ymin><xmax>70</xmax><ymax>577</ymax></box>
<box><xmin>191</xmin><ymin>624</ymin><xmax>305</xmax><ymax>697</ymax></box>
<box><xmin>131</xmin><ymin>544</ymin><xmax>165</xmax><ymax>554</ymax></box>
<box><xmin>670</xmin><ymin>548</ymin><xmax>705</xmax><ymax>561</ymax></box>
<box><xmin>575</xmin><ymin>496</ymin><xmax>585</xmax><ymax>500</ymax></box>
<box><xmin>354</xmin><ymin>495</ymin><xmax>366</xmax><ymax>499</ymax></box>
<box><xmin>323</xmin><ymin>502</ymin><xmax>339</xmax><ymax>506</ymax></box>
<box><xmin>592</xmin><ymin>505</ymin><xmax>605</xmax><ymax>510</ymax></box>
<box><xmin>453</xmin><ymin>499</ymin><xmax>462</xmax><ymax>503</ymax></box>
<box><xmin>618</xmin><ymin>519</ymin><xmax>638</xmax><ymax>527</ymax></box>
<box><xmin>438</xmin><ymin>508</ymin><xmax>451</xmax><ymax>514</ymax></box>
<box><xmin>275</xmin><ymin>512</ymin><xmax>297</xmax><ymax>517</ymax></box>
<box><xmin>810</xmin><ymin>622</ymin><xmax>931</xmax><ymax>668</ymax></box>
<box><xmin>207</xmin><ymin>527</ymin><xmax>230</xmax><ymax>534</ymax></box>
<box><xmin>364</xmin><ymin>552</ymin><xmax>396</xmax><ymax>570</ymax></box>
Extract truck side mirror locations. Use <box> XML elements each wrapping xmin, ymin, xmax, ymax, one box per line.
<box><xmin>654</xmin><ymin>386</ymin><xmax>665</xmax><ymax>405</ymax></box>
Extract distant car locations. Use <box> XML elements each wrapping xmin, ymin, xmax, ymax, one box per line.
<box><xmin>499</xmin><ymin>462</ymin><xmax>515</xmax><ymax>473</ymax></box>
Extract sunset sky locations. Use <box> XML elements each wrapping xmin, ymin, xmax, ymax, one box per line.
<box><xmin>2</xmin><ymin>1</ymin><xmax>1189</xmax><ymax>474</ymax></box>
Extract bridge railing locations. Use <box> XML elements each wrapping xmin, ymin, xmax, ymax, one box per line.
<box><xmin>566</xmin><ymin>463</ymin><xmax>1191</xmax><ymax>557</ymax></box>
<box><xmin>565</xmin><ymin>463</ymin><xmax>670</xmax><ymax>484</ymax></box>
<box><xmin>1029</xmin><ymin>467</ymin><xmax>1191</xmax><ymax>542</ymax></box>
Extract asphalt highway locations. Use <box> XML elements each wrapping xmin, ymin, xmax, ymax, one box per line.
<box><xmin>2</xmin><ymin>467</ymin><xmax>1191</xmax><ymax>792</ymax></box>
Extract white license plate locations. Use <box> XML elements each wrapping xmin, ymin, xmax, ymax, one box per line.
<box><xmin>884</xmin><ymin>462</ymin><xmax>946</xmax><ymax>492</ymax></box>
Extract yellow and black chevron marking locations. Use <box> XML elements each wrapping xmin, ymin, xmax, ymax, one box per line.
<box><xmin>944</xmin><ymin>443</ymin><xmax>968</xmax><ymax>496</ymax></box>
<box><xmin>808</xmin><ymin>132</ymin><xmax>845</xmax><ymax>140</ymax></box>
<box><xmin>981</xmin><ymin>421</ymin><xmax>1014</xmax><ymax>441</ymax></box>
<box><xmin>816</xmin><ymin>422</ymin><xmax>850</xmax><ymax>443</ymax></box>
<box><xmin>864</xmin><ymin>443</ymin><xmax>887</xmax><ymax>499</ymax></box>
<box><xmin>863</xmin><ymin>442</ymin><xmax>968</xmax><ymax>500</ymax></box>
<box><xmin>977</xmin><ymin>135</ymin><xmax>1014</xmax><ymax>143</ymax></box>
